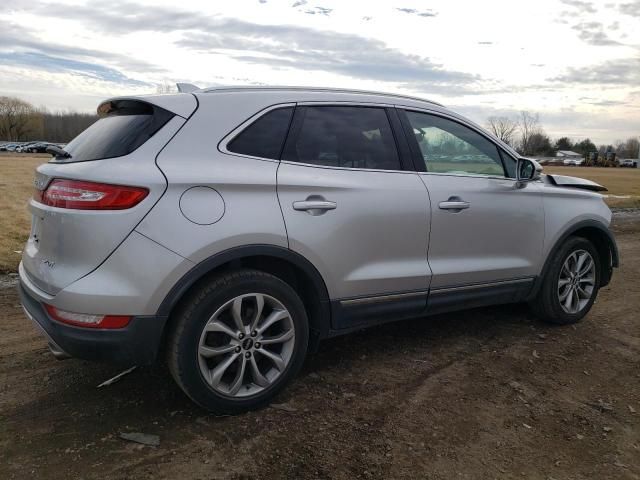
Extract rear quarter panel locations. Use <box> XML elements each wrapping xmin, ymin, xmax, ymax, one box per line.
<box><xmin>136</xmin><ymin>92</ymin><xmax>289</xmax><ymax>262</ymax></box>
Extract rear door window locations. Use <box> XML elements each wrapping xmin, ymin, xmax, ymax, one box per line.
<box><xmin>227</xmin><ymin>107</ymin><xmax>294</xmax><ymax>160</ymax></box>
<box><xmin>55</xmin><ymin>100</ymin><xmax>174</xmax><ymax>163</ymax></box>
<box><xmin>283</xmin><ymin>106</ymin><xmax>402</xmax><ymax>170</ymax></box>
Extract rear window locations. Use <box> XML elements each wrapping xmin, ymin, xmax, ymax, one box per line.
<box><xmin>53</xmin><ymin>100</ymin><xmax>174</xmax><ymax>163</ymax></box>
<box><xmin>227</xmin><ymin>107</ymin><xmax>293</xmax><ymax>160</ymax></box>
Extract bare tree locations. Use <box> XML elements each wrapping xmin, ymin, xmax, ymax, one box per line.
<box><xmin>517</xmin><ymin>111</ymin><xmax>540</xmax><ymax>155</ymax></box>
<box><xmin>624</xmin><ymin>137</ymin><xmax>640</xmax><ymax>159</ymax></box>
<box><xmin>486</xmin><ymin>116</ymin><xmax>518</xmax><ymax>146</ymax></box>
<box><xmin>155</xmin><ymin>81</ymin><xmax>177</xmax><ymax>94</ymax></box>
<box><xmin>0</xmin><ymin>96</ymin><xmax>40</xmax><ymax>141</ymax></box>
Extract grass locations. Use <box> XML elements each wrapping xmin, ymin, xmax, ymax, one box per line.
<box><xmin>544</xmin><ymin>166</ymin><xmax>640</xmax><ymax>209</ymax></box>
<box><xmin>0</xmin><ymin>154</ymin><xmax>47</xmax><ymax>273</ymax></box>
<box><xmin>0</xmin><ymin>155</ymin><xmax>638</xmax><ymax>274</ymax></box>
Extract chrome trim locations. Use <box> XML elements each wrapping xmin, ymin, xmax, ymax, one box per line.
<box><xmin>430</xmin><ymin>277</ymin><xmax>534</xmax><ymax>295</ymax></box>
<box><xmin>340</xmin><ymin>290</ymin><xmax>428</xmax><ymax>306</ymax></box>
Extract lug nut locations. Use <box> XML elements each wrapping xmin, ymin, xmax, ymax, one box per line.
<box><xmin>254</xmin><ymin>342</ymin><xmax>261</xmax><ymax>349</ymax></box>
<box><xmin>250</xmin><ymin>330</ymin><xmax>257</xmax><ymax>337</ymax></box>
<box><xmin>238</xmin><ymin>333</ymin><xmax>245</xmax><ymax>340</ymax></box>
<box><xmin>235</xmin><ymin>346</ymin><xmax>241</xmax><ymax>353</ymax></box>
<box><xmin>245</xmin><ymin>352</ymin><xmax>251</xmax><ymax>358</ymax></box>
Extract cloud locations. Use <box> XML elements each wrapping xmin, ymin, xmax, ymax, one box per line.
<box><xmin>0</xmin><ymin>22</ymin><xmax>162</xmax><ymax>74</ymax></box>
<box><xmin>396</xmin><ymin>7</ymin><xmax>437</xmax><ymax>17</ymax></box>
<box><xmin>619</xmin><ymin>1</ymin><xmax>640</xmax><ymax>16</ymax></box>
<box><xmin>303</xmin><ymin>6</ymin><xmax>333</xmax><ymax>16</ymax></box>
<box><xmin>560</xmin><ymin>0</ymin><xmax>597</xmax><ymax>13</ymax></box>
<box><xmin>21</xmin><ymin>1</ymin><xmax>476</xmax><ymax>94</ymax></box>
<box><xmin>292</xmin><ymin>0</ymin><xmax>307</xmax><ymax>6</ymax></box>
<box><xmin>552</xmin><ymin>57</ymin><xmax>640</xmax><ymax>85</ymax></box>
<box><xmin>0</xmin><ymin>51</ymin><xmax>148</xmax><ymax>86</ymax></box>
<box><xmin>175</xmin><ymin>20</ymin><xmax>479</xmax><ymax>91</ymax></box>
<box><xmin>571</xmin><ymin>21</ymin><xmax>621</xmax><ymax>46</ymax></box>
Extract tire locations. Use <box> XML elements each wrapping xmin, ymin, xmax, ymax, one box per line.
<box><xmin>167</xmin><ymin>269</ymin><xmax>309</xmax><ymax>413</ymax></box>
<box><xmin>531</xmin><ymin>236</ymin><xmax>600</xmax><ymax>325</ymax></box>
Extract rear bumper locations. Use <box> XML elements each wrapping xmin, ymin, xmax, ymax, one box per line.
<box><xmin>18</xmin><ymin>282</ymin><xmax>167</xmax><ymax>366</ymax></box>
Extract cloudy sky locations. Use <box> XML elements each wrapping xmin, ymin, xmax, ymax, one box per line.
<box><xmin>1</xmin><ymin>0</ymin><xmax>638</xmax><ymax>144</ymax></box>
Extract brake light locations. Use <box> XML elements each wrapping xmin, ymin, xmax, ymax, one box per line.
<box><xmin>35</xmin><ymin>179</ymin><xmax>148</xmax><ymax>210</ymax></box>
<box><xmin>44</xmin><ymin>304</ymin><xmax>131</xmax><ymax>329</ymax></box>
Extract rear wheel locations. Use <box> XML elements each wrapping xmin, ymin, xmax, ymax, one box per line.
<box><xmin>531</xmin><ymin>237</ymin><xmax>600</xmax><ymax>325</ymax></box>
<box><xmin>167</xmin><ymin>270</ymin><xmax>309</xmax><ymax>413</ymax></box>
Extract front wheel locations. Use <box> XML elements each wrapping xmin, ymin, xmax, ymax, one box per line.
<box><xmin>167</xmin><ymin>270</ymin><xmax>309</xmax><ymax>413</ymax></box>
<box><xmin>531</xmin><ymin>237</ymin><xmax>600</xmax><ymax>325</ymax></box>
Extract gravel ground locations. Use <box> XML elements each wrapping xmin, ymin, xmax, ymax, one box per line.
<box><xmin>1</xmin><ymin>214</ymin><xmax>638</xmax><ymax>480</ymax></box>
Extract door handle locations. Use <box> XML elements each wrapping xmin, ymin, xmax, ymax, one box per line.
<box><xmin>293</xmin><ymin>199</ymin><xmax>337</xmax><ymax>214</ymax></box>
<box><xmin>439</xmin><ymin>197</ymin><xmax>470</xmax><ymax>212</ymax></box>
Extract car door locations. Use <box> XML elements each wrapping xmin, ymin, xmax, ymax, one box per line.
<box><xmin>398</xmin><ymin>108</ymin><xmax>544</xmax><ymax>312</ymax></box>
<box><xmin>277</xmin><ymin>105</ymin><xmax>432</xmax><ymax>328</ymax></box>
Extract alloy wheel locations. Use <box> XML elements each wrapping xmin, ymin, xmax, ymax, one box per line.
<box><xmin>197</xmin><ymin>293</ymin><xmax>295</xmax><ymax>397</ymax></box>
<box><xmin>557</xmin><ymin>249</ymin><xmax>596</xmax><ymax>314</ymax></box>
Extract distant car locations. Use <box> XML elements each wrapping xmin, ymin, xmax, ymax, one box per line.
<box><xmin>620</xmin><ymin>159</ymin><xmax>637</xmax><ymax>168</ymax></box>
<box><xmin>27</xmin><ymin>142</ymin><xmax>53</xmax><ymax>153</ymax></box>
<box><xmin>563</xmin><ymin>158</ymin><xmax>584</xmax><ymax>166</ymax></box>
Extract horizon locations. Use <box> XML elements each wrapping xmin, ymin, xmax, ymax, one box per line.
<box><xmin>1</xmin><ymin>0</ymin><xmax>639</xmax><ymax>145</ymax></box>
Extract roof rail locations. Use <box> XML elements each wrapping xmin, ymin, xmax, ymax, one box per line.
<box><xmin>197</xmin><ymin>85</ymin><xmax>444</xmax><ymax>107</ymax></box>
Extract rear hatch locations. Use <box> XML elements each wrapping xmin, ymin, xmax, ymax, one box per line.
<box><xmin>22</xmin><ymin>95</ymin><xmax>196</xmax><ymax>295</ymax></box>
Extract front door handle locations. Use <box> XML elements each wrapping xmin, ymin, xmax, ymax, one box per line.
<box><xmin>293</xmin><ymin>198</ymin><xmax>337</xmax><ymax>215</ymax></box>
<box><xmin>439</xmin><ymin>196</ymin><xmax>470</xmax><ymax>212</ymax></box>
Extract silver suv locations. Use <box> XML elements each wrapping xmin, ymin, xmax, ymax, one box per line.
<box><xmin>19</xmin><ymin>87</ymin><xmax>618</xmax><ymax>412</ymax></box>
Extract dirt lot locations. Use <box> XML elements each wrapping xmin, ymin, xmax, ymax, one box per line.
<box><xmin>1</xmin><ymin>215</ymin><xmax>638</xmax><ymax>479</ymax></box>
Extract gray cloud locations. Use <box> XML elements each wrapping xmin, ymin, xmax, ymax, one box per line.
<box><xmin>22</xmin><ymin>1</ymin><xmax>477</xmax><ymax>95</ymax></box>
<box><xmin>175</xmin><ymin>23</ymin><xmax>479</xmax><ymax>89</ymax></box>
<box><xmin>560</xmin><ymin>0</ymin><xmax>597</xmax><ymax>13</ymax></box>
<box><xmin>572</xmin><ymin>21</ymin><xmax>621</xmax><ymax>45</ymax></box>
<box><xmin>303</xmin><ymin>6</ymin><xmax>332</xmax><ymax>16</ymax></box>
<box><xmin>552</xmin><ymin>57</ymin><xmax>640</xmax><ymax>85</ymax></box>
<box><xmin>0</xmin><ymin>22</ymin><xmax>159</xmax><ymax>84</ymax></box>
<box><xmin>396</xmin><ymin>7</ymin><xmax>437</xmax><ymax>17</ymax></box>
<box><xmin>619</xmin><ymin>1</ymin><xmax>640</xmax><ymax>16</ymax></box>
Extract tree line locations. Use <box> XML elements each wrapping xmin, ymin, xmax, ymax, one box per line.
<box><xmin>0</xmin><ymin>96</ymin><xmax>97</xmax><ymax>143</ymax></box>
<box><xmin>487</xmin><ymin>111</ymin><xmax>639</xmax><ymax>159</ymax></box>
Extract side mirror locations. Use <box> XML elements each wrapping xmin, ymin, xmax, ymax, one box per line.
<box><xmin>516</xmin><ymin>157</ymin><xmax>542</xmax><ymax>183</ymax></box>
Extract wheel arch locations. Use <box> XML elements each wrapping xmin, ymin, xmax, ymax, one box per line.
<box><xmin>157</xmin><ymin>245</ymin><xmax>332</xmax><ymax>350</ymax></box>
<box><xmin>530</xmin><ymin>220</ymin><xmax>618</xmax><ymax>299</ymax></box>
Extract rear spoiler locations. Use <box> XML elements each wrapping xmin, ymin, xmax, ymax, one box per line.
<box><xmin>546</xmin><ymin>174</ymin><xmax>607</xmax><ymax>192</ymax></box>
<box><xmin>99</xmin><ymin>93</ymin><xmax>198</xmax><ymax>119</ymax></box>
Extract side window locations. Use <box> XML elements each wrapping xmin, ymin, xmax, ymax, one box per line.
<box><xmin>404</xmin><ymin>111</ymin><xmax>505</xmax><ymax>177</ymax></box>
<box><xmin>500</xmin><ymin>149</ymin><xmax>517</xmax><ymax>178</ymax></box>
<box><xmin>283</xmin><ymin>106</ymin><xmax>401</xmax><ymax>170</ymax></box>
<box><xmin>227</xmin><ymin>107</ymin><xmax>293</xmax><ymax>159</ymax></box>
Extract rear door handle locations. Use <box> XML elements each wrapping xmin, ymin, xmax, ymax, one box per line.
<box><xmin>293</xmin><ymin>199</ymin><xmax>337</xmax><ymax>215</ymax></box>
<box><xmin>438</xmin><ymin>197</ymin><xmax>470</xmax><ymax>212</ymax></box>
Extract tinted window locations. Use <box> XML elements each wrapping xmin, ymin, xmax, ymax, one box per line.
<box><xmin>405</xmin><ymin>111</ymin><xmax>504</xmax><ymax>176</ymax></box>
<box><xmin>228</xmin><ymin>107</ymin><xmax>293</xmax><ymax>159</ymax></box>
<box><xmin>500</xmin><ymin>149</ymin><xmax>517</xmax><ymax>178</ymax></box>
<box><xmin>57</xmin><ymin>100</ymin><xmax>174</xmax><ymax>163</ymax></box>
<box><xmin>284</xmin><ymin>106</ymin><xmax>401</xmax><ymax>170</ymax></box>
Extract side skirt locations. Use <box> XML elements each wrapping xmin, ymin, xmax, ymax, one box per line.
<box><xmin>327</xmin><ymin>277</ymin><xmax>535</xmax><ymax>336</ymax></box>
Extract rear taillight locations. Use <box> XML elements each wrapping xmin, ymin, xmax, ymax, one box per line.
<box><xmin>34</xmin><ymin>179</ymin><xmax>148</xmax><ymax>210</ymax></box>
<box><xmin>44</xmin><ymin>304</ymin><xmax>131</xmax><ymax>329</ymax></box>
